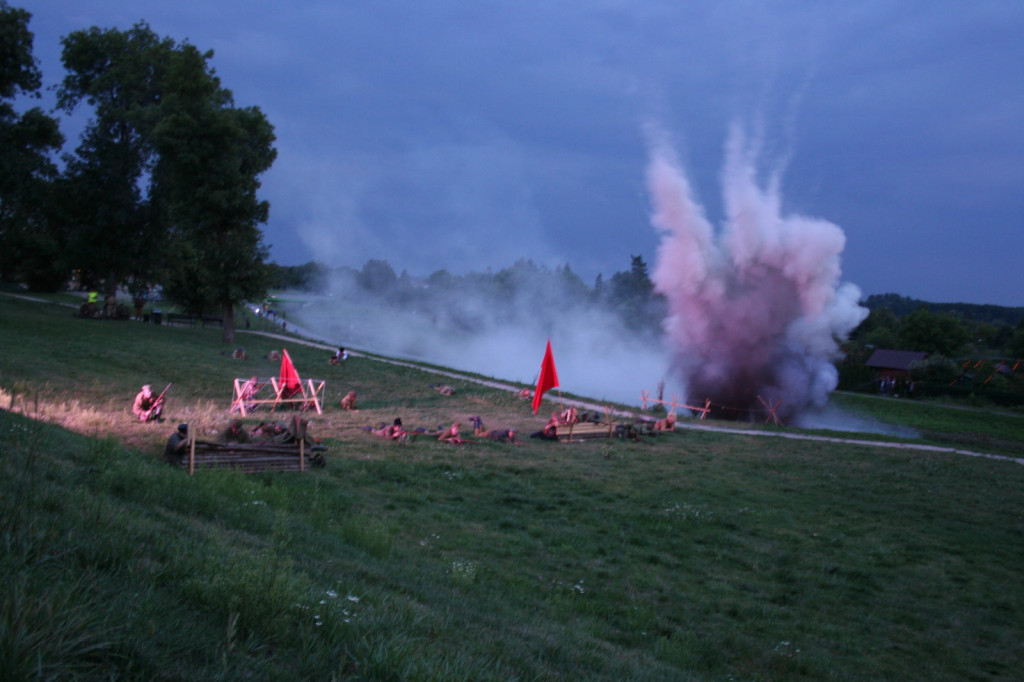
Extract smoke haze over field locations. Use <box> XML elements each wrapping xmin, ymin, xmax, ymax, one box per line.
<box><xmin>648</xmin><ymin>124</ymin><xmax>868</xmax><ymax>421</ymax></box>
<box><xmin>294</xmin><ymin>270</ymin><xmax>674</xmax><ymax>407</ymax></box>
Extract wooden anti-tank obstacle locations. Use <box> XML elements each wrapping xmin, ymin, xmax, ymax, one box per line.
<box><xmin>229</xmin><ymin>348</ymin><xmax>325</xmax><ymax>416</ymax></box>
<box><xmin>640</xmin><ymin>390</ymin><xmax>711</xmax><ymax>419</ymax></box>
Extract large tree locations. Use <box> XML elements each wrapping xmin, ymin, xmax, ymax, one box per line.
<box><xmin>152</xmin><ymin>44</ymin><xmax>276</xmax><ymax>344</ymax></box>
<box><xmin>56</xmin><ymin>22</ymin><xmax>173</xmax><ymax>296</ymax></box>
<box><xmin>57</xmin><ymin>24</ymin><xmax>275</xmax><ymax>340</ymax></box>
<box><xmin>0</xmin><ymin>1</ymin><xmax>64</xmax><ymax>289</ymax></box>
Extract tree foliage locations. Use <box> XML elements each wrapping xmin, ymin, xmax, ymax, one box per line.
<box><xmin>0</xmin><ymin>1</ymin><xmax>64</xmax><ymax>288</ymax></box>
<box><xmin>357</xmin><ymin>259</ymin><xmax>398</xmax><ymax>293</ymax></box>
<box><xmin>151</xmin><ymin>43</ymin><xmax>276</xmax><ymax>342</ymax></box>
<box><xmin>56</xmin><ymin>23</ymin><xmax>174</xmax><ymax>295</ymax></box>
<box><xmin>850</xmin><ymin>293</ymin><xmax>1021</xmax><ymax>359</ymax></box>
<box><xmin>266</xmin><ymin>261</ymin><xmax>328</xmax><ymax>291</ymax></box>
<box><xmin>46</xmin><ymin>20</ymin><xmax>276</xmax><ymax>341</ymax></box>
<box><xmin>603</xmin><ymin>255</ymin><xmax>665</xmax><ymax>337</ymax></box>
<box><xmin>897</xmin><ymin>309</ymin><xmax>970</xmax><ymax>357</ymax></box>
<box><xmin>863</xmin><ymin>293</ymin><xmax>1024</xmax><ymax>328</ymax></box>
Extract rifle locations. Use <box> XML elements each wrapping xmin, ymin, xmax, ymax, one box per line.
<box><xmin>154</xmin><ymin>383</ymin><xmax>172</xmax><ymax>405</ymax></box>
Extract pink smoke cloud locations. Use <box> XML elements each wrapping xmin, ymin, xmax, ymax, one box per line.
<box><xmin>648</xmin><ymin>123</ymin><xmax>867</xmax><ymax>420</ymax></box>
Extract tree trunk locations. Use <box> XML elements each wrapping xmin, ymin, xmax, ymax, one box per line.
<box><xmin>221</xmin><ymin>302</ymin><xmax>235</xmax><ymax>345</ymax></box>
<box><xmin>104</xmin><ymin>273</ymin><xmax>119</xmax><ymax>319</ymax></box>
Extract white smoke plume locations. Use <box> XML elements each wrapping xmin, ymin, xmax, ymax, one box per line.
<box><xmin>647</xmin><ymin>123</ymin><xmax>868</xmax><ymax>421</ymax></box>
<box><xmin>292</xmin><ymin>268</ymin><xmax>671</xmax><ymax>407</ymax></box>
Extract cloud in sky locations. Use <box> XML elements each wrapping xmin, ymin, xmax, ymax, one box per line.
<box><xmin>18</xmin><ymin>0</ymin><xmax>1024</xmax><ymax>306</ymax></box>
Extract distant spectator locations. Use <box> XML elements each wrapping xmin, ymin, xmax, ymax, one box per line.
<box><xmin>133</xmin><ymin>293</ymin><xmax>146</xmax><ymax>320</ymax></box>
<box><xmin>330</xmin><ymin>346</ymin><xmax>349</xmax><ymax>365</ymax></box>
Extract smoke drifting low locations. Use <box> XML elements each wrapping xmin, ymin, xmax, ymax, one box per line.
<box><xmin>292</xmin><ymin>267</ymin><xmax>671</xmax><ymax>407</ymax></box>
<box><xmin>647</xmin><ymin>124</ymin><xmax>867</xmax><ymax>421</ymax></box>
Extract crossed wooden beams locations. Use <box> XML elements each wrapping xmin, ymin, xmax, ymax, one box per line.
<box><xmin>230</xmin><ymin>376</ymin><xmax>325</xmax><ymax>416</ymax></box>
<box><xmin>639</xmin><ymin>390</ymin><xmax>711</xmax><ymax>419</ymax></box>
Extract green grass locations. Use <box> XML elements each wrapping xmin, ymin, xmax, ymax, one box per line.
<box><xmin>831</xmin><ymin>392</ymin><xmax>1024</xmax><ymax>457</ymax></box>
<box><xmin>2</xmin><ymin>293</ymin><xmax>1023</xmax><ymax>681</ymax></box>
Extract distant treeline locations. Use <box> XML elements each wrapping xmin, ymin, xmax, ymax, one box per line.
<box><xmin>863</xmin><ymin>293</ymin><xmax>1024</xmax><ymax>328</ymax></box>
<box><xmin>852</xmin><ymin>293</ymin><xmax>1024</xmax><ymax>358</ymax></box>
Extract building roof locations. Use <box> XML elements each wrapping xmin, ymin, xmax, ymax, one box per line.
<box><xmin>865</xmin><ymin>349</ymin><xmax>928</xmax><ymax>371</ymax></box>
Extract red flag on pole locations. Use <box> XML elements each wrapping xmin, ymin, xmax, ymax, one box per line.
<box><xmin>279</xmin><ymin>348</ymin><xmax>302</xmax><ymax>398</ymax></box>
<box><xmin>531</xmin><ymin>339</ymin><xmax>559</xmax><ymax>415</ymax></box>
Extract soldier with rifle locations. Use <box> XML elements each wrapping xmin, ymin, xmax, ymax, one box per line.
<box><xmin>133</xmin><ymin>383</ymin><xmax>170</xmax><ymax>422</ymax></box>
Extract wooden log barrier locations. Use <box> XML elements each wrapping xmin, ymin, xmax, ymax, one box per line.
<box><xmin>183</xmin><ymin>440</ymin><xmax>323</xmax><ymax>474</ymax></box>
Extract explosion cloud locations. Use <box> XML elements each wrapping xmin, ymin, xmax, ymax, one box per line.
<box><xmin>647</xmin><ymin>124</ymin><xmax>867</xmax><ymax>421</ymax></box>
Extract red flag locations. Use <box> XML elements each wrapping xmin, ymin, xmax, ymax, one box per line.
<box><xmin>279</xmin><ymin>348</ymin><xmax>302</xmax><ymax>398</ymax></box>
<box><xmin>531</xmin><ymin>339</ymin><xmax>559</xmax><ymax>415</ymax></box>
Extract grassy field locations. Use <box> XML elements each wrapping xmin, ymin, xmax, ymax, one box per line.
<box><xmin>2</xmin><ymin>292</ymin><xmax>1023</xmax><ymax>681</ymax></box>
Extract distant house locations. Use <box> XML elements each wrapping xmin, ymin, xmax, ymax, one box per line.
<box><xmin>865</xmin><ymin>349</ymin><xmax>928</xmax><ymax>380</ymax></box>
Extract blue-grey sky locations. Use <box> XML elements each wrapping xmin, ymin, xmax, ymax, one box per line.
<box><xmin>18</xmin><ymin>1</ymin><xmax>1024</xmax><ymax>307</ymax></box>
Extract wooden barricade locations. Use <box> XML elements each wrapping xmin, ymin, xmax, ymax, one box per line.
<box><xmin>556</xmin><ymin>421</ymin><xmax>615</xmax><ymax>442</ymax></box>
<box><xmin>186</xmin><ymin>439</ymin><xmax>319</xmax><ymax>475</ymax></box>
<box><xmin>557</xmin><ymin>406</ymin><xmax>616</xmax><ymax>442</ymax></box>
<box><xmin>269</xmin><ymin>376</ymin><xmax>325</xmax><ymax>414</ymax></box>
<box><xmin>230</xmin><ymin>377</ymin><xmax>325</xmax><ymax>416</ymax></box>
<box><xmin>639</xmin><ymin>390</ymin><xmax>711</xmax><ymax>419</ymax></box>
<box><xmin>230</xmin><ymin>377</ymin><xmax>271</xmax><ymax>416</ymax></box>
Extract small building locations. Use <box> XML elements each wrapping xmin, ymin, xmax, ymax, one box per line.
<box><xmin>865</xmin><ymin>349</ymin><xmax>928</xmax><ymax>381</ymax></box>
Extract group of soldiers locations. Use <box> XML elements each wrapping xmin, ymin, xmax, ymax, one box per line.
<box><xmin>134</xmin><ymin>382</ymin><xmax>324</xmax><ymax>465</ymax></box>
<box><xmin>136</xmin><ymin>369</ymin><xmax>681</xmax><ymax>466</ymax></box>
<box><xmin>161</xmin><ymin>416</ymin><xmax>323</xmax><ymax>465</ymax></box>
<box><xmin>363</xmin><ymin>417</ymin><xmax>517</xmax><ymax>445</ymax></box>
